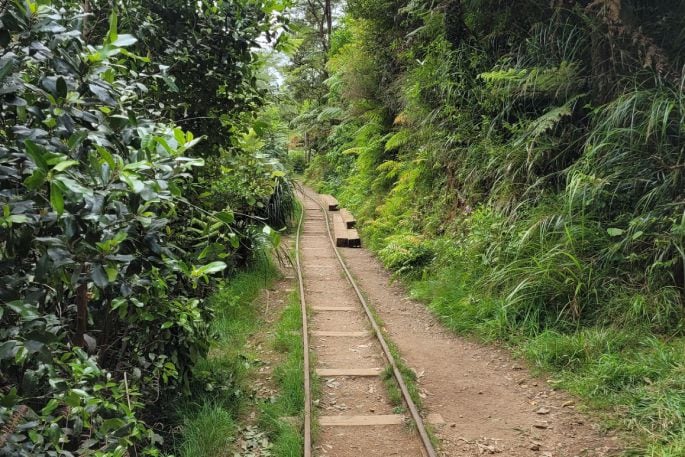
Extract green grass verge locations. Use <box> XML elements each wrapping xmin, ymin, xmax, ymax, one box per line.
<box><xmin>173</xmin><ymin>255</ymin><xmax>279</xmax><ymax>457</ymax></box>
<box><xmin>410</xmin><ymin>261</ymin><xmax>685</xmax><ymax>456</ymax></box>
<box><xmin>258</xmin><ymin>199</ymin><xmax>311</xmax><ymax>456</ymax></box>
<box><xmin>259</xmin><ymin>290</ymin><xmax>306</xmax><ymax>456</ymax></box>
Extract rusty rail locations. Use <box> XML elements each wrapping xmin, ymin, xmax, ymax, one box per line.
<box><xmin>294</xmin><ymin>197</ymin><xmax>312</xmax><ymax>457</ymax></box>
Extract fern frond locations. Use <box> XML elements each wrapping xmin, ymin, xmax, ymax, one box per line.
<box><xmin>516</xmin><ymin>95</ymin><xmax>583</xmax><ymax>152</ymax></box>
<box><xmin>384</xmin><ymin>130</ymin><xmax>411</xmax><ymax>152</ymax></box>
<box><xmin>480</xmin><ymin>61</ymin><xmax>583</xmax><ymax>99</ymax></box>
<box><xmin>317</xmin><ymin>106</ymin><xmax>344</xmax><ymax>122</ymax></box>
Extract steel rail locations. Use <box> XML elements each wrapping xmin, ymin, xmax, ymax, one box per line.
<box><xmin>294</xmin><ymin>197</ymin><xmax>312</xmax><ymax>457</ymax></box>
<box><xmin>299</xmin><ymin>189</ymin><xmax>438</xmax><ymax>457</ymax></box>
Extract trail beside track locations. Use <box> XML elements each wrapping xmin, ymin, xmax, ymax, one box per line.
<box><xmin>298</xmin><ymin>187</ymin><xmax>621</xmax><ymax>456</ymax></box>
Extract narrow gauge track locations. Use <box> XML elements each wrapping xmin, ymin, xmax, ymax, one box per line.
<box><xmin>294</xmin><ymin>187</ymin><xmax>438</xmax><ymax>457</ymax></box>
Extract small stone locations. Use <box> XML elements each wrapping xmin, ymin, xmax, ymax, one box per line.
<box><xmin>530</xmin><ymin>442</ymin><xmax>541</xmax><ymax>451</ymax></box>
<box><xmin>562</xmin><ymin>400</ymin><xmax>575</xmax><ymax>407</ymax></box>
<box><xmin>536</xmin><ymin>407</ymin><xmax>551</xmax><ymax>415</ymax></box>
<box><xmin>478</xmin><ymin>391</ymin><xmax>483</xmax><ymax>395</ymax></box>
<box><xmin>534</xmin><ymin>421</ymin><xmax>549</xmax><ymax>429</ymax></box>
<box><xmin>450</xmin><ymin>423</ymin><xmax>457</xmax><ymax>428</ymax></box>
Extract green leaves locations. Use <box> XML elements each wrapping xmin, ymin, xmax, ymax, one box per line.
<box><xmin>607</xmin><ymin>228</ymin><xmax>624</xmax><ymax>237</ymax></box>
<box><xmin>0</xmin><ymin>1</ymin><xmax>290</xmax><ymax>455</ymax></box>
<box><xmin>216</xmin><ymin>211</ymin><xmax>235</xmax><ymax>224</ymax></box>
<box><xmin>49</xmin><ymin>182</ymin><xmax>64</xmax><ymax>215</ymax></box>
<box><xmin>112</xmin><ymin>34</ymin><xmax>138</xmax><ymax>47</ymax></box>
<box><xmin>0</xmin><ymin>2</ymin><xmax>235</xmax><ymax>454</ymax></box>
<box><xmin>24</xmin><ymin>140</ymin><xmax>49</xmax><ymax>171</ymax></box>
<box><xmin>51</xmin><ymin>160</ymin><xmax>78</xmax><ymax>172</ymax></box>
<box><xmin>107</xmin><ymin>9</ymin><xmax>118</xmax><ymax>43</ymax></box>
<box><xmin>191</xmin><ymin>261</ymin><xmax>228</xmax><ymax>282</ymax></box>
<box><xmin>107</xmin><ymin>9</ymin><xmax>137</xmax><ymax>47</ymax></box>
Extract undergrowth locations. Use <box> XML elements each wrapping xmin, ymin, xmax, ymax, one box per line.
<box><xmin>173</xmin><ymin>255</ymin><xmax>279</xmax><ymax>456</ymax></box>
<box><xmin>259</xmin><ymin>200</ymin><xmax>309</xmax><ymax>456</ymax></box>
<box><xmin>259</xmin><ymin>290</ymin><xmax>307</xmax><ymax>456</ymax></box>
<box><xmin>407</xmin><ymin>237</ymin><xmax>685</xmax><ymax>454</ymax></box>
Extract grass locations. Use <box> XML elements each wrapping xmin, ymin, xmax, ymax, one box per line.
<box><xmin>172</xmin><ymin>254</ymin><xmax>313</xmax><ymax>457</ymax></box>
<box><xmin>259</xmin><ymin>290</ymin><xmax>307</xmax><ymax>456</ymax></box>
<box><xmin>529</xmin><ymin>333</ymin><xmax>685</xmax><ymax>454</ymax></box>
<box><xmin>259</xmin><ymin>200</ymin><xmax>310</xmax><ymax>456</ymax></box>
<box><xmin>173</xmin><ymin>202</ymin><xmax>305</xmax><ymax>456</ymax></box>
<box><xmin>172</xmin><ymin>254</ymin><xmax>279</xmax><ymax>457</ymax></box>
<box><xmin>176</xmin><ymin>402</ymin><xmax>237</xmax><ymax>457</ymax></box>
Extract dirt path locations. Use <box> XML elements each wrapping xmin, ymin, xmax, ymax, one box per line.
<box><xmin>298</xmin><ymin>188</ymin><xmax>624</xmax><ymax>457</ymax></box>
<box><xmin>299</xmin><ymin>195</ymin><xmax>427</xmax><ymax>457</ymax></box>
<box><xmin>339</xmin><ymin>237</ymin><xmax>623</xmax><ymax>456</ymax></box>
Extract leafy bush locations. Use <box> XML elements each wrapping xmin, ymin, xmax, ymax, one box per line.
<box><xmin>377</xmin><ymin>234</ymin><xmax>434</xmax><ymax>276</ymax></box>
<box><xmin>0</xmin><ymin>3</ymin><xmax>248</xmax><ymax>453</ymax></box>
<box><xmin>288</xmin><ymin>149</ymin><xmax>307</xmax><ymax>173</ymax></box>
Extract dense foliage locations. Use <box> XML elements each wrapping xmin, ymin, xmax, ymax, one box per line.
<box><xmin>0</xmin><ymin>0</ymin><xmax>292</xmax><ymax>454</ymax></box>
<box><xmin>294</xmin><ymin>0</ymin><xmax>685</xmax><ymax>453</ymax></box>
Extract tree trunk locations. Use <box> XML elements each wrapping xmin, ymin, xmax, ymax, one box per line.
<box><xmin>325</xmin><ymin>0</ymin><xmax>332</xmax><ymax>48</ymax></box>
<box><xmin>82</xmin><ymin>0</ymin><xmax>91</xmax><ymax>42</ymax></box>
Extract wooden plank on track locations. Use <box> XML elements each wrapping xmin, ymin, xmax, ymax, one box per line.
<box><xmin>333</xmin><ymin>212</ymin><xmax>348</xmax><ymax>247</ymax></box>
<box><xmin>316</xmin><ymin>368</ymin><xmax>383</xmax><ymax>377</ymax></box>
<box><xmin>319</xmin><ymin>415</ymin><xmax>406</xmax><ymax>426</ymax></box>
<box><xmin>340</xmin><ymin>208</ymin><xmax>356</xmax><ymax>228</ymax></box>
<box><xmin>320</xmin><ymin>194</ymin><xmax>339</xmax><ymax>211</ymax></box>
<box><xmin>311</xmin><ymin>306</ymin><xmax>357</xmax><ymax>312</ymax></box>
<box><xmin>346</xmin><ymin>228</ymin><xmax>361</xmax><ymax>248</ymax></box>
<box><xmin>312</xmin><ymin>331</ymin><xmax>371</xmax><ymax>337</ymax></box>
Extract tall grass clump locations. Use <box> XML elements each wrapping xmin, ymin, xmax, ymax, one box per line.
<box><xmin>176</xmin><ymin>402</ymin><xmax>237</xmax><ymax>457</ymax></box>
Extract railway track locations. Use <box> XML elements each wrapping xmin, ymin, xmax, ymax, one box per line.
<box><xmin>294</xmin><ymin>187</ymin><xmax>438</xmax><ymax>457</ymax></box>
